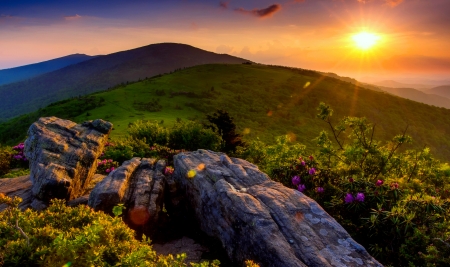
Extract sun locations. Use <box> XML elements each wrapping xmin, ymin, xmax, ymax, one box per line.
<box><xmin>352</xmin><ymin>32</ymin><xmax>380</xmax><ymax>50</ymax></box>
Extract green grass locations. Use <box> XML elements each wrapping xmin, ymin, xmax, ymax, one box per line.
<box><xmin>2</xmin><ymin>63</ymin><xmax>450</xmax><ymax>160</ymax></box>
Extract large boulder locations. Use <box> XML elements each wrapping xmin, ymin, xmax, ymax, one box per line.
<box><xmin>88</xmin><ymin>158</ymin><xmax>167</xmax><ymax>235</ymax></box>
<box><xmin>0</xmin><ymin>175</ymin><xmax>33</xmax><ymax>211</ymax></box>
<box><xmin>173</xmin><ymin>150</ymin><xmax>382</xmax><ymax>267</ymax></box>
<box><xmin>24</xmin><ymin>117</ymin><xmax>112</xmax><ymax>209</ymax></box>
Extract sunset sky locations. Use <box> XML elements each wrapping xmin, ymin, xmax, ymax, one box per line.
<box><xmin>1</xmin><ymin>0</ymin><xmax>450</xmax><ymax>82</ymax></box>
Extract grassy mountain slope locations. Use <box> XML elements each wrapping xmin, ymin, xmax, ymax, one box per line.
<box><xmin>428</xmin><ymin>85</ymin><xmax>450</xmax><ymax>99</ymax></box>
<box><xmin>2</xmin><ymin>63</ymin><xmax>450</xmax><ymax>160</ymax></box>
<box><xmin>0</xmin><ymin>43</ymin><xmax>249</xmax><ymax>121</ymax></box>
<box><xmin>378</xmin><ymin>86</ymin><xmax>450</xmax><ymax>109</ymax></box>
<box><xmin>0</xmin><ymin>54</ymin><xmax>96</xmax><ymax>86</ymax></box>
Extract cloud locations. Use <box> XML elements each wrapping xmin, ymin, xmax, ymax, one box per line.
<box><xmin>357</xmin><ymin>0</ymin><xmax>403</xmax><ymax>7</ymax></box>
<box><xmin>384</xmin><ymin>0</ymin><xmax>403</xmax><ymax>7</ymax></box>
<box><xmin>219</xmin><ymin>1</ymin><xmax>229</xmax><ymax>9</ymax></box>
<box><xmin>235</xmin><ymin>4</ymin><xmax>281</xmax><ymax>18</ymax></box>
<box><xmin>64</xmin><ymin>14</ymin><xmax>82</xmax><ymax>21</ymax></box>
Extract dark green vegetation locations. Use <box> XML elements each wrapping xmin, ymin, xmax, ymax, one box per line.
<box><xmin>0</xmin><ymin>54</ymin><xmax>95</xmax><ymax>86</ymax></box>
<box><xmin>0</xmin><ymin>43</ymin><xmax>247</xmax><ymax>121</ymax></box>
<box><xmin>0</xmin><ymin>195</ymin><xmax>223</xmax><ymax>267</ymax></box>
<box><xmin>2</xmin><ymin>63</ymin><xmax>450</xmax><ymax>161</ymax></box>
<box><xmin>244</xmin><ymin>103</ymin><xmax>450</xmax><ymax>266</ymax></box>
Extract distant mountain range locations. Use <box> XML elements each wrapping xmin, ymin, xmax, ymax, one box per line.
<box><xmin>371</xmin><ymin>80</ymin><xmax>432</xmax><ymax>91</ymax></box>
<box><xmin>0</xmin><ymin>43</ymin><xmax>249</xmax><ymax>121</ymax></box>
<box><xmin>0</xmin><ymin>54</ymin><xmax>96</xmax><ymax>86</ymax></box>
<box><xmin>427</xmin><ymin>85</ymin><xmax>450</xmax><ymax>99</ymax></box>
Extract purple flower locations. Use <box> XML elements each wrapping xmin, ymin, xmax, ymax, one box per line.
<box><xmin>13</xmin><ymin>155</ymin><xmax>22</xmax><ymax>160</ymax></box>
<box><xmin>301</xmin><ymin>160</ymin><xmax>306</xmax><ymax>166</ymax></box>
<box><xmin>309</xmin><ymin>168</ymin><xmax>316</xmax><ymax>176</ymax></box>
<box><xmin>376</xmin><ymin>180</ymin><xmax>384</xmax><ymax>186</ymax></box>
<box><xmin>316</xmin><ymin>187</ymin><xmax>324</xmax><ymax>193</ymax></box>
<box><xmin>297</xmin><ymin>184</ymin><xmax>306</xmax><ymax>192</ymax></box>
<box><xmin>106</xmin><ymin>169</ymin><xmax>111</xmax><ymax>173</ymax></box>
<box><xmin>355</xmin><ymin>192</ymin><xmax>365</xmax><ymax>202</ymax></box>
<box><xmin>292</xmin><ymin>175</ymin><xmax>301</xmax><ymax>186</ymax></box>
<box><xmin>344</xmin><ymin>193</ymin><xmax>354</xmax><ymax>204</ymax></box>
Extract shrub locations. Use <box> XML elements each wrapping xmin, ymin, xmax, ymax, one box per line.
<box><xmin>168</xmin><ymin>121</ymin><xmax>222</xmax><ymax>151</ymax></box>
<box><xmin>206</xmin><ymin>109</ymin><xmax>244</xmax><ymax>153</ymax></box>
<box><xmin>128</xmin><ymin>120</ymin><xmax>169</xmax><ymax>147</ymax></box>
<box><xmin>0</xmin><ymin>194</ymin><xmax>192</xmax><ymax>266</ymax></box>
<box><xmin>0</xmin><ymin>146</ymin><xmax>12</xmax><ymax>176</ymax></box>
<box><xmin>257</xmin><ymin>103</ymin><xmax>450</xmax><ymax>266</ymax></box>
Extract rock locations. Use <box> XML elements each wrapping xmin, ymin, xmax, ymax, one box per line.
<box><xmin>173</xmin><ymin>150</ymin><xmax>383</xmax><ymax>267</ymax></box>
<box><xmin>152</xmin><ymin>236</ymin><xmax>209</xmax><ymax>263</ymax></box>
<box><xmin>0</xmin><ymin>175</ymin><xmax>33</xmax><ymax>211</ymax></box>
<box><xmin>88</xmin><ymin>158</ymin><xmax>167</xmax><ymax>235</ymax></box>
<box><xmin>24</xmin><ymin>117</ymin><xmax>112</xmax><ymax>206</ymax></box>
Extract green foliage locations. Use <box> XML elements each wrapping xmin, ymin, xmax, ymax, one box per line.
<box><xmin>128</xmin><ymin>120</ymin><xmax>169</xmax><ymax>146</ymax></box>
<box><xmin>206</xmin><ymin>109</ymin><xmax>244</xmax><ymax>153</ymax></box>
<box><xmin>0</xmin><ymin>194</ymin><xmax>215</xmax><ymax>267</ymax></box>
<box><xmin>0</xmin><ymin>146</ymin><xmax>12</xmax><ymax>176</ymax></box>
<box><xmin>168</xmin><ymin>121</ymin><xmax>222</xmax><ymax>151</ymax></box>
<box><xmin>247</xmin><ymin>103</ymin><xmax>450</xmax><ymax>266</ymax></box>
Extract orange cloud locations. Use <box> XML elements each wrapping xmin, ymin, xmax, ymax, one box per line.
<box><xmin>384</xmin><ymin>0</ymin><xmax>403</xmax><ymax>7</ymax></box>
<box><xmin>219</xmin><ymin>1</ymin><xmax>229</xmax><ymax>9</ymax></box>
<box><xmin>235</xmin><ymin>4</ymin><xmax>281</xmax><ymax>18</ymax></box>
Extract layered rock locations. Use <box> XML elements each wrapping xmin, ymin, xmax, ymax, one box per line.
<box><xmin>0</xmin><ymin>175</ymin><xmax>33</xmax><ymax>211</ymax></box>
<box><xmin>173</xmin><ymin>150</ymin><xmax>382</xmax><ymax>267</ymax></box>
<box><xmin>88</xmin><ymin>158</ymin><xmax>167</xmax><ymax>235</ymax></box>
<box><xmin>24</xmin><ymin>117</ymin><xmax>112</xmax><ymax>209</ymax></box>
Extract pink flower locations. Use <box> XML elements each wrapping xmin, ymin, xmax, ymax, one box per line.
<box><xmin>106</xmin><ymin>169</ymin><xmax>111</xmax><ymax>173</ymax></box>
<box><xmin>102</xmin><ymin>159</ymin><xmax>107</xmax><ymax>164</ymax></box>
<box><xmin>309</xmin><ymin>155</ymin><xmax>314</xmax><ymax>161</ymax></box>
<box><xmin>110</xmin><ymin>167</ymin><xmax>115</xmax><ymax>171</ymax></box>
<box><xmin>298</xmin><ymin>184</ymin><xmax>306</xmax><ymax>192</ymax></box>
<box><xmin>375</xmin><ymin>180</ymin><xmax>384</xmax><ymax>186</ymax></box>
<box><xmin>316</xmin><ymin>187</ymin><xmax>324</xmax><ymax>193</ymax></box>
<box><xmin>349</xmin><ymin>177</ymin><xmax>354</xmax><ymax>183</ymax></box>
<box><xmin>309</xmin><ymin>168</ymin><xmax>316</xmax><ymax>176</ymax></box>
<box><xmin>344</xmin><ymin>193</ymin><xmax>354</xmax><ymax>204</ymax></box>
<box><xmin>301</xmin><ymin>160</ymin><xmax>306</xmax><ymax>166</ymax></box>
<box><xmin>391</xmin><ymin>182</ymin><xmax>399</xmax><ymax>189</ymax></box>
<box><xmin>355</xmin><ymin>192</ymin><xmax>365</xmax><ymax>202</ymax></box>
<box><xmin>108</xmin><ymin>159</ymin><xmax>113</xmax><ymax>163</ymax></box>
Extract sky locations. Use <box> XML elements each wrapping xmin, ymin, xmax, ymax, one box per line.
<box><xmin>1</xmin><ymin>0</ymin><xmax>450</xmax><ymax>82</ymax></box>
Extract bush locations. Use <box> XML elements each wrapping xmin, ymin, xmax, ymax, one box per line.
<box><xmin>252</xmin><ymin>103</ymin><xmax>450</xmax><ymax>266</ymax></box>
<box><xmin>0</xmin><ymin>146</ymin><xmax>12</xmax><ymax>176</ymax></box>
<box><xmin>168</xmin><ymin>121</ymin><xmax>222</xmax><ymax>151</ymax></box>
<box><xmin>128</xmin><ymin>120</ymin><xmax>169</xmax><ymax>147</ymax></box>
<box><xmin>0</xmin><ymin>195</ymin><xmax>191</xmax><ymax>266</ymax></box>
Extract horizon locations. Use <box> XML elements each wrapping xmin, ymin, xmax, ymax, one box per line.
<box><xmin>1</xmin><ymin>0</ymin><xmax>450</xmax><ymax>83</ymax></box>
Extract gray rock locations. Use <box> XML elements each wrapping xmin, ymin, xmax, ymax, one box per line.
<box><xmin>173</xmin><ymin>149</ymin><xmax>383</xmax><ymax>267</ymax></box>
<box><xmin>24</xmin><ymin>117</ymin><xmax>112</xmax><ymax>206</ymax></box>
<box><xmin>88</xmin><ymin>158</ymin><xmax>167</xmax><ymax>235</ymax></box>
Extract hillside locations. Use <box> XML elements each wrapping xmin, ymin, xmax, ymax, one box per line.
<box><xmin>0</xmin><ymin>43</ymin><xmax>249</xmax><ymax>121</ymax></box>
<box><xmin>377</xmin><ymin>86</ymin><xmax>450</xmax><ymax>109</ymax></box>
<box><xmin>2</xmin><ymin>64</ymin><xmax>450</xmax><ymax>161</ymax></box>
<box><xmin>428</xmin><ymin>85</ymin><xmax>450</xmax><ymax>99</ymax></box>
<box><xmin>371</xmin><ymin>80</ymin><xmax>431</xmax><ymax>90</ymax></box>
<box><xmin>0</xmin><ymin>54</ymin><xmax>95</xmax><ymax>86</ymax></box>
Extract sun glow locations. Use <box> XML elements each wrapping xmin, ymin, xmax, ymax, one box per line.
<box><xmin>352</xmin><ymin>32</ymin><xmax>380</xmax><ymax>50</ymax></box>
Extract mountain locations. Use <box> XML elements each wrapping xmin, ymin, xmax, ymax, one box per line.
<box><xmin>322</xmin><ymin>72</ymin><xmax>383</xmax><ymax>92</ymax></box>
<box><xmin>377</xmin><ymin>86</ymin><xmax>450</xmax><ymax>109</ymax></box>
<box><xmin>0</xmin><ymin>54</ymin><xmax>96</xmax><ymax>86</ymax></box>
<box><xmin>370</xmin><ymin>80</ymin><xmax>431</xmax><ymax>91</ymax></box>
<box><xmin>2</xmin><ymin>64</ymin><xmax>450</xmax><ymax>161</ymax></box>
<box><xmin>427</xmin><ymin>85</ymin><xmax>450</xmax><ymax>99</ymax></box>
<box><xmin>0</xmin><ymin>43</ymin><xmax>249</xmax><ymax>121</ymax></box>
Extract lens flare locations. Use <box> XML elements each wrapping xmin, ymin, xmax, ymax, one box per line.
<box><xmin>352</xmin><ymin>32</ymin><xmax>379</xmax><ymax>50</ymax></box>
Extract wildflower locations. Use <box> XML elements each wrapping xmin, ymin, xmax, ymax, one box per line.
<box><xmin>349</xmin><ymin>177</ymin><xmax>354</xmax><ymax>183</ymax></box>
<box><xmin>106</xmin><ymin>169</ymin><xmax>111</xmax><ymax>173</ymax></box>
<box><xmin>344</xmin><ymin>193</ymin><xmax>354</xmax><ymax>204</ymax></box>
<box><xmin>355</xmin><ymin>192</ymin><xmax>365</xmax><ymax>202</ymax></box>
<box><xmin>164</xmin><ymin>166</ymin><xmax>174</xmax><ymax>175</ymax></box>
<box><xmin>301</xmin><ymin>160</ymin><xmax>306</xmax><ymax>166</ymax></box>
<box><xmin>391</xmin><ymin>182</ymin><xmax>399</xmax><ymax>189</ymax></box>
<box><xmin>110</xmin><ymin>167</ymin><xmax>115</xmax><ymax>171</ymax></box>
<box><xmin>375</xmin><ymin>180</ymin><xmax>384</xmax><ymax>186</ymax></box>
<box><xmin>309</xmin><ymin>168</ymin><xmax>316</xmax><ymax>176</ymax></box>
<box><xmin>292</xmin><ymin>175</ymin><xmax>301</xmax><ymax>186</ymax></box>
<box><xmin>298</xmin><ymin>184</ymin><xmax>306</xmax><ymax>192</ymax></box>
<box><xmin>309</xmin><ymin>155</ymin><xmax>314</xmax><ymax>161</ymax></box>
<box><xmin>102</xmin><ymin>159</ymin><xmax>107</xmax><ymax>164</ymax></box>
<box><xmin>98</xmin><ymin>161</ymin><xmax>102</xmax><ymax>166</ymax></box>
<box><xmin>316</xmin><ymin>187</ymin><xmax>324</xmax><ymax>193</ymax></box>
<box><xmin>108</xmin><ymin>159</ymin><xmax>113</xmax><ymax>163</ymax></box>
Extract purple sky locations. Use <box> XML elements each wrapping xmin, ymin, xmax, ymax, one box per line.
<box><xmin>1</xmin><ymin>0</ymin><xmax>450</xmax><ymax>81</ymax></box>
